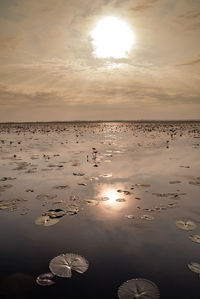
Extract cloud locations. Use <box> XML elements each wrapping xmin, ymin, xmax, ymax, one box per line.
<box><xmin>130</xmin><ymin>0</ymin><xmax>160</xmax><ymax>13</ymax></box>
<box><xmin>176</xmin><ymin>57</ymin><xmax>200</xmax><ymax>67</ymax></box>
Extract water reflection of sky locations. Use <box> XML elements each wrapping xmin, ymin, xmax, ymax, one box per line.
<box><xmin>0</xmin><ymin>122</ymin><xmax>200</xmax><ymax>298</ymax></box>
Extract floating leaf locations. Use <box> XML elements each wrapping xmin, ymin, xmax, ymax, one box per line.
<box><xmin>188</xmin><ymin>263</ymin><xmax>200</xmax><ymax>274</ymax></box>
<box><xmin>98</xmin><ymin>197</ymin><xmax>110</xmax><ymax>201</ymax></box>
<box><xmin>189</xmin><ymin>235</ymin><xmax>200</xmax><ymax>244</ymax></box>
<box><xmin>189</xmin><ymin>181</ymin><xmax>200</xmax><ymax>187</ymax></box>
<box><xmin>141</xmin><ymin>215</ymin><xmax>154</xmax><ymax>220</ymax></box>
<box><xmin>36</xmin><ymin>273</ymin><xmax>55</xmax><ymax>286</ymax></box>
<box><xmin>35</xmin><ymin>216</ymin><xmax>60</xmax><ymax>226</ymax></box>
<box><xmin>125</xmin><ymin>215</ymin><xmax>136</xmax><ymax>219</ymax></box>
<box><xmin>53</xmin><ymin>185</ymin><xmax>69</xmax><ymax>189</ymax></box>
<box><xmin>176</xmin><ymin>220</ymin><xmax>196</xmax><ymax>231</ymax></box>
<box><xmin>118</xmin><ymin>278</ymin><xmax>160</xmax><ymax>299</ymax></box>
<box><xmin>135</xmin><ymin>184</ymin><xmax>151</xmax><ymax>187</ymax></box>
<box><xmin>116</xmin><ymin>198</ymin><xmax>126</xmax><ymax>202</ymax></box>
<box><xmin>36</xmin><ymin>194</ymin><xmax>57</xmax><ymax>200</ymax></box>
<box><xmin>83</xmin><ymin>200</ymin><xmax>99</xmax><ymax>206</ymax></box>
<box><xmin>66</xmin><ymin>205</ymin><xmax>79</xmax><ymax>215</ymax></box>
<box><xmin>49</xmin><ymin>253</ymin><xmax>89</xmax><ymax>278</ymax></box>
<box><xmin>42</xmin><ymin>209</ymin><xmax>66</xmax><ymax>219</ymax></box>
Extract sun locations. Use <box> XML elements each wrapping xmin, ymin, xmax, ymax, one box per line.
<box><xmin>90</xmin><ymin>16</ymin><xmax>135</xmax><ymax>59</ymax></box>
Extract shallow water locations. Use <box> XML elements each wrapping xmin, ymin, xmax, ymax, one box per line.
<box><xmin>0</xmin><ymin>121</ymin><xmax>200</xmax><ymax>298</ymax></box>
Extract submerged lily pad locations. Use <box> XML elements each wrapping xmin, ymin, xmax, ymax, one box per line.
<box><xmin>188</xmin><ymin>262</ymin><xmax>200</xmax><ymax>274</ymax></box>
<box><xmin>118</xmin><ymin>278</ymin><xmax>160</xmax><ymax>299</ymax></box>
<box><xmin>49</xmin><ymin>253</ymin><xmax>89</xmax><ymax>278</ymax></box>
<box><xmin>176</xmin><ymin>220</ymin><xmax>196</xmax><ymax>231</ymax></box>
<box><xmin>36</xmin><ymin>273</ymin><xmax>55</xmax><ymax>286</ymax></box>
<box><xmin>189</xmin><ymin>235</ymin><xmax>200</xmax><ymax>244</ymax></box>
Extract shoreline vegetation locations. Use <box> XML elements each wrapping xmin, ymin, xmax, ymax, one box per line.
<box><xmin>0</xmin><ymin>120</ymin><xmax>200</xmax><ymax>125</ymax></box>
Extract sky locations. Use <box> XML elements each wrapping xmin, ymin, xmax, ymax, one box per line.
<box><xmin>0</xmin><ymin>0</ymin><xmax>200</xmax><ymax>121</ymax></box>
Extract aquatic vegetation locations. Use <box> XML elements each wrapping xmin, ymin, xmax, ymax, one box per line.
<box><xmin>0</xmin><ymin>184</ymin><xmax>13</xmax><ymax>192</ymax></box>
<box><xmin>98</xmin><ymin>196</ymin><xmax>110</xmax><ymax>201</ymax></box>
<box><xmin>125</xmin><ymin>215</ymin><xmax>136</xmax><ymax>219</ymax></box>
<box><xmin>73</xmin><ymin>172</ymin><xmax>85</xmax><ymax>176</ymax></box>
<box><xmin>66</xmin><ymin>205</ymin><xmax>79</xmax><ymax>215</ymax></box>
<box><xmin>118</xmin><ymin>278</ymin><xmax>160</xmax><ymax>299</ymax></box>
<box><xmin>0</xmin><ymin>177</ymin><xmax>16</xmax><ymax>181</ymax></box>
<box><xmin>42</xmin><ymin>209</ymin><xmax>66</xmax><ymax>218</ymax></box>
<box><xmin>0</xmin><ymin>198</ymin><xmax>27</xmax><ymax>211</ymax></box>
<box><xmin>116</xmin><ymin>198</ymin><xmax>126</xmax><ymax>202</ymax></box>
<box><xmin>188</xmin><ymin>262</ymin><xmax>200</xmax><ymax>274</ymax></box>
<box><xmin>36</xmin><ymin>273</ymin><xmax>55</xmax><ymax>286</ymax></box>
<box><xmin>189</xmin><ymin>181</ymin><xmax>200</xmax><ymax>186</ymax></box>
<box><xmin>99</xmin><ymin>174</ymin><xmax>112</xmax><ymax>178</ymax></box>
<box><xmin>176</xmin><ymin>220</ymin><xmax>197</xmax><ymax>231</ymax></box>
<box><xmin>135</xmin><ymin>184</ymin><xmax>151</xmax><ymax>187</ymax></box>
<box><xmin>141</xmin><ymin>215</ymin><xmax>154</xmax><ymax>220</ymax></box>
<box><xmin>189</xmin><ymin>235</ymin><xmax>200</xmax><ymax>244</ymax></box>
<box><xmin>35</xmin><ymin>216</ymin><xmax>60</xmax><ymax>226</ymax></box>
<box><xmin>49</xmin><ymin>253</ymin><xmax>89</xmax><ymax>278</ymax></box>
<box><xmin>36</xmin><ymin>194</ymin><xmax>57</xmax><ymax>200</ymax></box>
<box><xmin>83</xmin><ymin>199</ymin><xmax>99</xmax><ymax>206</ymax></box>
<box><xmin>53</xmin><ymin>185</ymin><xmax>69</xmax><ymax>189</ymax></box>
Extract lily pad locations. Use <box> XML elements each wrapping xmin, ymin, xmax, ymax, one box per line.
<box><xmin>188</xmin><ymin>262</ymin><xmax>200</xmax><ymax>274</ymax></box>
<box><xmin>189</xmin><ymin>235</ymin><xmax>200</xmax><ymax>244</ymax></box>
<box><xmin>35</xmin><ymin>216</ymin><xmax>60</xmax><ymax>226</ymax></box>
<box><xmin>36</xmin><ymin>273</ymin><xmax>55</xmax><ymax>286</ymax></box>
<box><xmin>36</xmin><ymin>194</ymin><xmax>57</xmax><ymax>200</ymax></box>
<box><xmin>42</xmin><ymin>209</ymin><xmax>66</xmax><ymax>219</ymax></box>
<box><xmin>176</xmin><ymin>220</ymin><xmax>196</xmax><ymax>231</ymax></box>
<box><xmin>49</xmin><ymin>253</ymin><xmax>89</xmax><ymax>278</ymax></box>
<box><xmin>118</xmin><ymin>278</ymin><xmax>160</xmax><ymax>299</ymax></box>
<box><xmin>189</xmin><ymin>181</ymin><xmax>200</xmax><ymax>186</ymax></box>
<box><xmin>125</xmin><ymin>215</ymin><xmax>136</xmax><ymax>219</ymax></box>
<box><xmin>135</xmin><ymin>184</ymin><xmax>151</xmax><ymax>187</ymax></box>
<box><xmin>53</xmin><ymin>185</ymin><xmax>69</xmax><ymax>189</ymax></box>
<box><xmin>141</xmin><ymin>215</ymin><xmax>154</xmax><ymax>220</ymax></box>
<box><xmin>116</xmin><ymin>198</ymin><xmax>126</xmax><ymax>202</ymax></box>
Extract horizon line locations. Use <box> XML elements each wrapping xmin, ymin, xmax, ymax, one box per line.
<box><xmin>0</xmin><ymin>119</ymin><xmax>200</xmax><ymax>124</ymax></box>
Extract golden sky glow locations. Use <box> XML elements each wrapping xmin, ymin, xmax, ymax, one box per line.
<box><xmin>0</xmin><ymin>0</ymin><xmax>199</xmax><ymax>121</ymax></box>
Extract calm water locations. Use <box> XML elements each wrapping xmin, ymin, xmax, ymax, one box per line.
<box><xmin>0</xmin><ymin>121</ymin><xmax>200</xmax><ymax>298</ymax></box>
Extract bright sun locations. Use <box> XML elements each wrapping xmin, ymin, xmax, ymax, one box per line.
<box><xmin>90</xmin><ymin>16</ymin><xmax>135</xmax><ymax>59</ymax></box>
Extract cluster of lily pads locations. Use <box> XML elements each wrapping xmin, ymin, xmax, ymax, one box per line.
<box><xmin>175</xmin><ymin>219</ymin><xmax>200</xmax><ymax>277</ymax></box>
<box><xmin>37</xmin><ymin>253</ymin><xmax>160</xmax><ymax>298</ymax></box>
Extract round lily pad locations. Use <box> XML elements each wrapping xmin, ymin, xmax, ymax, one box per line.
<box><xmin>188</xmin><ymin>262</ymin><xmax>200</xmax><ymax>274</ymax></box>
<box><xmin>118</xmin><ymin>278</ymin><xmax>160</xmax><ymax>299</ymax></box>
<box><xmin>176</xmin><ymin>220</ymin><xmax>196</xmax><ymax>231</ymax></box>
<box><xmin>35</xmin><ymin>216</ymin><xmax>60</xmax><ymax>226</ymax></box>
<box><xmin>49</xmin><ymin>253</ymin><xmax>89</xmax><ymax>278</ymax></box>
<box><xmin>189</xmin><ymin>235</ymin><xmax>200</xmax><ymax>244</ymax></box>
<box><xmin>141</xmin><ymin>215</ymin><xmax>154</xmax><ymax>220</ymax></box>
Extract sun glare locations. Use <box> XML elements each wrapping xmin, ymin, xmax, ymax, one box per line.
<box><xmin>90</xmin><ymin>16</ymin><xmax>135</xmax><ymax>59</ymax></box>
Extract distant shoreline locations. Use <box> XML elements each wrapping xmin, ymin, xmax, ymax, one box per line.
<box><xmin>0</xmin><ymin>120</ymin><xmax>200</xmax><ymax>125</ymax></box>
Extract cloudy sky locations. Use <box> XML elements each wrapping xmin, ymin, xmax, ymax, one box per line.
<box><xmin>0</xmin><ymin>0</ymin><xmax>200</xmax><ymax>121</ymax></box>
